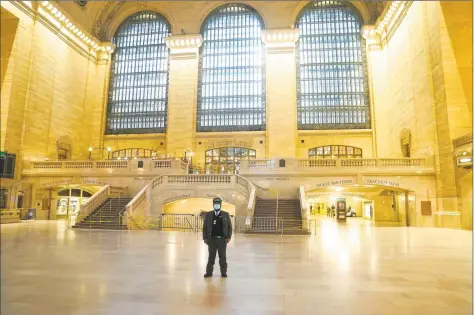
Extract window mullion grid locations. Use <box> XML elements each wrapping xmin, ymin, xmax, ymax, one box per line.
<box><xmin>297</xmin><ymin>3</ymin><xmax>369</xmax><ymax>130</ymax></box>
<box><xmin>106</xmin><ymin>13</ymin><xmax>170</xmax><ymax>134</ymax></box>
<box><xmin>197</xmin><ymin>5</ymin><xmax>264</xmax><ymax>132</ymax></box>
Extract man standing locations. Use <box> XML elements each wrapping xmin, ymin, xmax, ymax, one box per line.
<box><xmin>203</xmin><ymin>197</ymin><xmax>232</xmax><ymax>278</ymax></box>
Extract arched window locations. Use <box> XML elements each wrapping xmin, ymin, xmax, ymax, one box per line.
<box><xmin>205</xmin><ymin>147</ymin><xmax>256</xmax><ymax>174</ymax></box>
<box><xmin>112</xmin><ymin>148</ymin><xmax>158</xmax><ymax>160</ymax></box>
<box><xmin>106</xmin><ymin>11</ymin><xmax>171</xmax><ymax>134</ymax></box>
<box><xmin>197</xmin><ymin>4</ymin><xmax>266</xmax><ymax>132</ymax></box>
<box><xmin>309</xmin><ymin>145</ymin><xmax>362</xmax><ymax>159</ymax></box>
<box><xmin>296</xmin><ymin>1</ymin><xmax>370</xmax><ymax>130</ymax></box>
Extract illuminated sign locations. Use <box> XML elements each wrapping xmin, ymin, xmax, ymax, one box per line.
<box><xmin>314</xmin><ymin>179</ymin><xmax>354</xmax><ymax>188</ymax></box>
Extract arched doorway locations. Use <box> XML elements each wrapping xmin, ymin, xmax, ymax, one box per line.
<box><xmin>56</xmin><ymin>188</ymin><xmax>94</xmax><ymax>217</ymax></box>
<box><xmin>205</xmin><ymin>147</ymin><xmax>256</xmax><ymax>174</ymax></box>
<box><xmin>160</xmin><ymin>198</ymin><xmax>236</xmax><ymax>231</ymax></box>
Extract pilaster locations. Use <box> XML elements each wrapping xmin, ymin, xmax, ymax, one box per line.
<box><xmin>262</xmin><ymin>28</ymin><xmax>299</xmax><ymax>158</ymax></box>
<box><xmin>165</xmin><ymin>34</ymin><xmax>203</xmax><ymax>158</ymax></box>
<box><xmin>361</xmin><ymin>25</ymin><xmax>380</xmax><ymax>158</ymax></box>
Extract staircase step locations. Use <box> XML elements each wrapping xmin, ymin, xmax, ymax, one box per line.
<box><xmin>74</xmin><ymin>196</ymin><xmax>131</xmax><ymax>230</ymax></box>
<box><xmin>73</xmin><ymin>224</ymin><xmax>126</xmax><ymax>230</ymax></box>
<box><xmin>253</xmin><ymin>199</ymin><xmax>304</xmax><ymax>232</ymax></box>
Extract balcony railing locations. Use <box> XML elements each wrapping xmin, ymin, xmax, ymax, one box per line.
<box><xmin>22</xmin><ymin>159</ymin><xmax>189</xmax><ymax>176</ymax></box>
<box><xmin>240</xmin><ymin>158</ymin><xmax>433</xmax><ymax>175</ymax></box>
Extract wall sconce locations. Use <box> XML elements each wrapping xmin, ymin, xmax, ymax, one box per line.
<box><xmin>88</xmin><ymin>147</ymin><xmax>92</xmax><ymax>160</ymax></box>
<box><xmin>456</xmin><ymin>153</ymin><xmax>472</xmax><ymax>168</ymax></box>
<box><xmin>107</xmin><ymin>147</ymin><xmax>111</xmax><ymax>159</ymax></box>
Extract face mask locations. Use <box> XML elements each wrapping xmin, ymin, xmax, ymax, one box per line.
<box><xmin>213</xmin><ymin>204</ymin><xmax>221</xmax><ymax>211</ymax></box>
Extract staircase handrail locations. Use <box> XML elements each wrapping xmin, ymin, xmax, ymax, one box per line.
<box><xmin>123</xmin><ymin>176</ymin><xmax>160</xmax><ymax>226</ymax></box>
<box><xmin>298</xmin><ymin>186</ymin><xmax>310</xmax><ymax>233</ymax></box>
<box><xmin>129</xmin><ymin>215</ymin><xmax>143</xmax><ymax>230</ymax></box>
<box><xmin>235</xmin><ymin>174</ymin><xmax>257</xmax><ymax>219</ymax></box>
<box><xmin>91</xmin><ymin>186</ymin><xmax>127</xmax><ymax>221</ymax></box>
<box><xmin>76</xmin><ymin>185</ymin><xmax>110</xmax><ymax>223</ymax></box>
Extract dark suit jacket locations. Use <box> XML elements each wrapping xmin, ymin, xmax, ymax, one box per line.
<box><xmin>202</xmin><ymin>210</ymin><xmax>232</xmax><ymax>241</ymax></box>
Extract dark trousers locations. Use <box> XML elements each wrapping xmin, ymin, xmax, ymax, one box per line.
<box><xmin>206</xmin><ymin>237</ymin><xmax>227</xmax><ymax>274</ymax></box>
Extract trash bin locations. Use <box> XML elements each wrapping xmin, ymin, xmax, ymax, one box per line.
<box><xmin>22</xmin><ymin>208</ymin><xmax>36</xmax><ymax>221</ymax></box>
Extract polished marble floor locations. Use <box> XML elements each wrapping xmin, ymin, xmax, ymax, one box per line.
<box><xmin>1</xmin><ymin>218</ymin><xmax>472</xmax><ymax>315</ymax></box>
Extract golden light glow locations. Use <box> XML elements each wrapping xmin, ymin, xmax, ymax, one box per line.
<box><xmin>375</xmin><ymin>1</ymin><xmax>407</xmax><ymax>36</ymax></box>
<box><xmin>165</xmin><ymin>34</ymin><xmax>203</xmax><ymax>49</ymax></box>
<box><xmin>38</xmin><ymin>1</ymin><xmax>115</xmax><ymax>54</ymax></box>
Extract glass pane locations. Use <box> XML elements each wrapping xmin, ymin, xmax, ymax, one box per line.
<box><xmin>204</xmin><ymin>147</ymin><xmax>255</xmax><ymax>174</ymax></box>
<box><xmin>71</xmin><ymin>189</ymin><xmax>81</xmax><ymax>197</ymax></box>
<box><xmin>58</xmin><ymin>189</ymin><xmax>70</xmax><ymax>197</ymax></box>
<box><xmin>197</xmin><ymin>4</ymin><xmax>265</xmax><ymax>132</ymax></box>
<box><xmin>82</xmin><ymin>191</ymin><xmax>93</xmax><ymax>197</ymax></box>
<box><xmin>112</xmin><ymin>148</ymin><xmax>158</xmax><ymax>159</ymax></box>
<box><xmin>308</xmin><ymin>145</ymin><xmax>362</xmax><ymax>159</ymax></box>
<box><xmin>106</xmin><ymin>12</ymin><xmax>170</xmax><ymax>134</ymax></box>
<box><xmin>296</xmin><ymin>1</ymin><xmax>370</xmax><ymax>130</ymax></box>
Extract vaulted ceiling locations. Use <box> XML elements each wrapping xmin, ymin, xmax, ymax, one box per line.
<box><xmin>55</xmin><ymin>0</ymin><xmax>389</xmax><ymax>41</ymax></box>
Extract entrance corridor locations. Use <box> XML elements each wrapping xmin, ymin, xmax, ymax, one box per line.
<box><xmin>1</xmin><ymin>220</ymin><xmax>471</xmax><ymax>315</ymax></box>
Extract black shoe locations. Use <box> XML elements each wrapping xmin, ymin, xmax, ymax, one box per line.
<box><xmin>221</xmin><ymin>273</ymin><xmax>227</xmax><ymax>278</ymax></box>
<box><xmin>204</xmin><ymin>273</ymin><xmax>212</xmax><ymax>278</ymax></box>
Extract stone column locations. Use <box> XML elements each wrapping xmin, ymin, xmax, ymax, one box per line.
<box><xmin>165</xmin><ymin>34</ymin><xmax>203</xmax><ymax>158</ymax></box>
<box><xmin>262</xmin><ymin>29</ymin><xmax>299</xmax><ymax>159</ymax></box>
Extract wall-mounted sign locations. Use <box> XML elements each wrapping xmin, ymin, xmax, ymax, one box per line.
<box><xmin>207</xmin><ymin>139</ymin><xmax>252</xmax><ymax>149</ymax></box>
<box><xmin>421</xmin><ymin>201</ymin><xmax>432</xmax><ymax>216</ymax></box>
<box><xmin>133</xmin><ymin>177</ymin><xmax>154</xmax><ymax>181</ymax></box>
<box><xmin>82</xmin><ymin>179</ymin><xmax>109</xmax><ymax>186</ymax></box>
<box><xmin>365</xmin><ymin>179</ymin><xmax>400</xmax><ymax>187</ymax></box>
<box><xmin>41</xmin><ymin>180</ymin><xmax>72</xmax><ymax>188</ymax></box>
<box><xmin>265</xmin><ymin>177</ymin><xmax>290</xmax><ymax>181</ymax></box>
<box><xmin>336</xmin><ymin>198</ymin><xmax>346</xmax><ymax>221</ymax></box>
<box><xmin>309</xmin><ymin>192</ymin><xmax>365</xmax><ymax>198</ymax></box>
<box><xmin>314</xmin><ymin>179</ymin><xmax>354</xmax><ymax>189</ymax></box>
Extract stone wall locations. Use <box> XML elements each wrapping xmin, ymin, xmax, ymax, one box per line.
<box><xmin>368</xmin><ymin>1</ymin><xmax>472</xmax><ymax>228</ymax></box>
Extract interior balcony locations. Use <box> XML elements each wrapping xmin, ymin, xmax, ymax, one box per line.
<box><xmin>21</xmin><ymin>159</ymin><xmax>189</xmax><ymax>177</ymax></box>
<box><xmin>239</xmin><ymin>157</ymin><xmax>435</xmax><ymax>176</ymax></box>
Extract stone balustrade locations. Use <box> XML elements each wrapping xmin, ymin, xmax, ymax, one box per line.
<box><xmin>240</xmin><ymin>158</ymin><xmax>433</xmax><ymax>175</ymax></box>
<box><xmin>123</xmin><ymin>174</ymin><xmax>257</xmax><ymax>228</ymax></box>
<box><xmin>22</xmin><ymin>159</ymin><xmax>188</xmax><ymax>176</ymax></box>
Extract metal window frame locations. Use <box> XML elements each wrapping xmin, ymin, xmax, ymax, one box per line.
<box><xmin>111</xmin><ymin>148</ymin><xmax>159</xmax><ymax>159</ymax></box>
<box><xmin>205</xmin><ymin>147</ymin><xmax>257</xmax><ymax>174</ymax></box>
<box><xmin>0</xmin><ymin>152</ymin><xmax>16</xmax><ymax>179</ymax></box>
<box><xmin>197</xmin><ymin>3</ymin><xmax>267</xmax><ymax>132</ymax></box>
<box><xmin>308</xmin><ymin>145</ymin><xmax>363</xmax><ymax>159</ymax></box>
<box><xmin>105</xmin><ymin>11</ymin><xmax>171</xmax><ymax>135</ymax></box>
<box><xmin>296</xmin><ymin>1</ymin><xmax>371</xmax><ymax>130</ymax></box>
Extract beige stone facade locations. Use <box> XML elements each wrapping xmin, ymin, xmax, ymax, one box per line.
<box><xmin>0</xmin><ymin>1</ymin><xmax>471</xmax><ymax>229</ymax></box>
